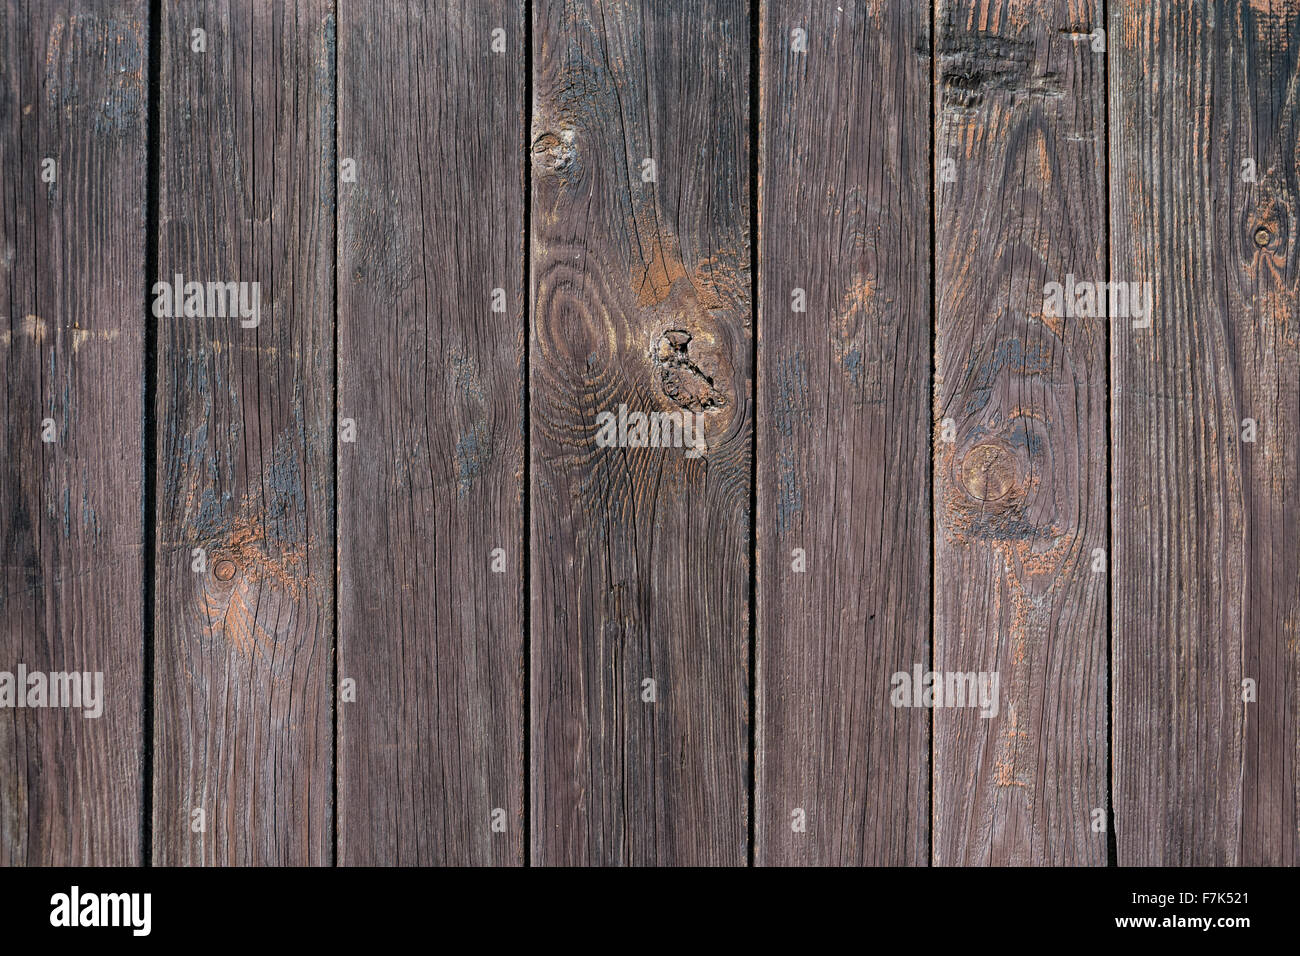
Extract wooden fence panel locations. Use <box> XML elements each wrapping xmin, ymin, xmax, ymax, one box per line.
<box><xmin>153</xmin><ymin>0</ymin><xmax>335</xmax><ymax>864</ymax></box>
<box><xmin>932</xmin><ymin>0</ymin><xmax>1109</xmax><ymax>865</ymax></box>
<box><xmin>530</xmin><ymin>0</ymin><xmax>752</xmax><ymax>865</ymax></box>
<box><xmin>1111</xmin><ymin>0</ymin><xmax>1300</xmax><ymax>865</ymax></box>
<box><xmin>755</xmin><ymin>0</ymin><xmax>931</xmax><ymax>866</ymax></box>
<box><xmin>0</xmin><ymin>0</ymin><xmax>147</xmax><ymax>866</ymax></box>
<box><xmin>336</xmin><ymin>0</ymin><xmax>526</xmax><ymax>865</ymax></box>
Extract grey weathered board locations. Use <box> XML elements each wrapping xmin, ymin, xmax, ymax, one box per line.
<box><xmin>529</xmin><ymin>0</ymin><xmax>752</xmax><ymax>865</ymax></box>
<box><xmin>1111</xmin><ymin>0</ymin><xmax>1299</xmax><ymax>865</ymax></box>
<box><xmin>153</xmin><ymin>0</ymin><xmax>335</xmax><ymax>864</ymax></box>
<box><xmin>755</xmin><ymin>0</ymin><xmax>931</xmax><ymax>865</ymax></box>
<box><xmin>336</xmin><ymin>0</ymin><xmax>525</xmax><ymax>865</ymax></box>
<box><xmin>932</xmin><ymin>0</ymin><xmax>1108</xmax><ymax>865</ymax></box>
<box><xmin>0</xmin><ymin>0</ymin><xmax>1297</xmax><ymax>868</ymax></box>
<box><xmin>0</xmin><ymin>0</ymin><xmax>147</xmax><ymax>866</ymax></box>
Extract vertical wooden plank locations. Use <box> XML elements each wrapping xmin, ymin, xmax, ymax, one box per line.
<box><xmin>932</xmin><ymin>0</ymin><xmax>1108</xmax><ymax>864</ymax></box>
<box><xmin>530</xmin><ymin>0</ymin><xmax>751</xmax><ymax>865</ymax></box>
<box><xmin>1112</xmin><ymin>0</ymin><xmax>1300</xmax><ymax>865</ymax></box>
<box><xmin>153</xmin><ymin>1</ymin><xmax>335</xmax><ymax>864</ymax></box>
<box><xmin>0</xmin><ymin>1</ymin><xmax>146</xmax><ymax>866</ymax></box>
<box><xmin>336</xmin><ymin>1</ymin><xmax>525</xmax><ymax>865</ymax></box>
<box><xmin>755</xmin><ymin>0</ymin><xmax>930</xmax><ymax>865</ymax></box>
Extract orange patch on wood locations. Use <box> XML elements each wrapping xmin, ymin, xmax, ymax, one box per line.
<box><xmin>213</xmin><ymin>513</ymin><xmax>312</xmax><ymax>594</ymax></box>
<box><xmin>196</xmin><ymin>511</ymin><xmax>317</xmax><ymax>661</ymax></box>
<box><xmin>634</xmin><ymin>241</ymin><xmax>690</xmax><ymax>307</ymax></box>
<box><xmin>842</xmin><ymin>274</ymin><xmax>875</xmax><ymax>314</ymax></box>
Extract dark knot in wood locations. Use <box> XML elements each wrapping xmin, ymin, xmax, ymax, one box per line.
<box><xmin>531</xmin><ymin>130</ymin><xmax>575</xmax><ymax>172</ymax></box>
<box><xmin>652</xmin><ymin>328</ymin><xmax>726</xmax><ymax>412</ymax></box>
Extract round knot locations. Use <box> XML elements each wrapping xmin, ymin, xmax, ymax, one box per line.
<box><xmin>959</xmin><ymin>443</ymin><xmax>1017</xmax><ymax>502</ymax></box>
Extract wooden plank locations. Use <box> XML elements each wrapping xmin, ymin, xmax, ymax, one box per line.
<box><xmin>530</xmin><ymin>0</ymin><xmax>751</xmax><ymax>865</ymax></box>
<box><xmin>1111</xmin><ymin>0</ymin><xmax>1300</xmax><ymax>865</ymax></box>
<box><xmin>0</xmin><ymin>1</ymin><xmax>146</xmax><ymax>865</ymax></box>
<box><xmin>932</xmin><ymin>0</ymin><xmax>1108</xmax><ymax>864</ymax></box>
<box><xmin>754</xmin><ymin>0</ymin><xmax>930</xmax><ymax>865</ymax></box>
<box><xmin>336</xmin><ymin>0</ymin><xmax>525</xmax><ymax>865</ymax></box>
<box><xmin>152</xmin><ymin>1</ymin><xmax>335</xmax><ymax>864</ymax></box>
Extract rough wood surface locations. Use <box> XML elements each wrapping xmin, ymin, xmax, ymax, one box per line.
<box><xmin>2</xmin><ymin>0</ymin><xmax>1299</xmax><ymax>869</ymax></box>
<box><xmin>932</xmin><ymin>0</ymin><xmax>1108</xmax><ymax>865</ymax></box>
<box><xmin>1111</xmin><ymin>0</ymin><xmax>1300</xmax><ymax>865</ymax></box>
<box><xmin>335</xmin><ymin>0</ymin><xmax>526</xmax><ymax>866</ymax></box>
<box><xmin>530</xmin><ymin>0</ymin><xmax>752</xmax><ymax>865</ymax></box>
<box><xmin>152</xmin><ymin>0</ymin><xmax>335</xmax><ymax>865</ymax></box>
<box><xmin>755</xmin><ymin>0</ymin><xmax>931</xmax><ymax>866</ymax></box>
<box><xmin>0</xmin><ymin>0</ymin><xmax>146</xmax><ymax>866</ymax></box>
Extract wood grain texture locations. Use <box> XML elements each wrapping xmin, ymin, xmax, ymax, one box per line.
<box><xmin>153</xmin><ymin>0</ymin><xmax>335</xmax><ymax>865</ymax></box>
<box><xmin>4</xmin><ymin>0</ymin><xmax>1300</xmax><ymax>870</ymax></box>
<box><xmin>530</xmin><ymin>0</ymin><xmax>751</xmax><ymax>865</ymax></box>
<box><xmin>0</xmin><ymin>0</ymin><xmax>146</xmax><ymax>866</ymax></box>
<box><xmin>336</xmin><ymin>0</ymin><xmax>525</xmax><ymax>866</ymax></box>
<box><xmin>1111</xmin><ymin>0</ymin><xmax>1300</xmax><ymax>865</ymax></box>
<box><xmin>755</xmin><ymin>0</ymin><xmax>930</xmax><ymax>866</ymax></box>
<box><xmin>933</xmin><ymin>0</ymin><xmax>1108</xmax><ymax>864</ymax></box>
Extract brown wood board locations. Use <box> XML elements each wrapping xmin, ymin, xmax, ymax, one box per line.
<box><xmin>0</xmin><ymin>0</ymin><xmax>1291</xmax><ymax>868</ymax></box>
<box><xmin>0</xmin><ymin>0</ymin><xmax>147</xmax><ymax>866</ymax></box>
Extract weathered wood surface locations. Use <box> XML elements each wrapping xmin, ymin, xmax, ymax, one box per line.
<box><xmin>336</xmin><ymin>0</ymin><xmax>526</xmax><ymax>865</ymax></box>
<box><xmin>153</xmin><ymin>0</ymin><xmax>335</xmax><ymax>864</ymax></box>
<box><xmin>933</xmin><ymin>0</ymin><xmax>1108</xmax><ymax>864</ymax></box>
<box><xmin>530</xmin><ymin>0</ymin><xmax>752</xmax><ymax>865</ymax></box>
<box><xmin>1111</xmin><ymin>0</ymin><xmax>1300</xmax><ymax>865</ymax></box>
<box><xmin>0</xmin><ymin>0</ymin><xmax>147</xmax><ymax>866</ymax></box>
<box><xmin>755</xmin><ymin>0</ymin><xmax>930</xmax><ymax>866</ymax></box>
<box><xmin>2</xmin><ymin>0</ymin><xmax>1299</xmax><ymax>869</ymax></box>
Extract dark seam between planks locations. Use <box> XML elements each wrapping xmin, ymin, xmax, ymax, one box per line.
<box><xmin>142</xmin><ymin>0</ymin><xmax>162</xmax><ymax>869</ymax></box>
<box><xmin>927</xmin><ymin>0</ymin><xmax>936</xmax><ymax>867</ymax></box>
<box><xmin>331</xmin><ymin>0</ymin><xmax>341</xmax><ymax>869</ymax></box>
<box><xmin>523</xmin><ymin>0</ymin><xmax>533</xmax><ymax>867</ymax></box>
<box><xmin>746</xmin><ymin>0</ymin><xmax>759</xmax><ymax>869</ymax></box>
<box><xmin>1103</xmin><ymin>0</ymin><xmax>1117</xmax><ymax>869</ymax></box>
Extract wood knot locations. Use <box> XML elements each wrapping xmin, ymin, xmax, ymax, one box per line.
<box><xmin>959</xmin><ymin>443</ymin><xmax>1017</xmax><ymax>502</ymax></box>
<box><xmin>651</xmin><ymin>328</ymin><xmax>727</xmax><ymax>412</ymax></box>
<box><xmin>214</xmin><ymin>559</ymin><xmax>237</xmax><ymax>581</ymax></box>
<box><xmin>1254</xmin><ymin>226</ymin><xmax>1273</xmax><ymax>248</ymax></box>
<box><xmin>531</xmin><ymin>129</ymin><xmax>575</xmax><ymax>172</ymax></box>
